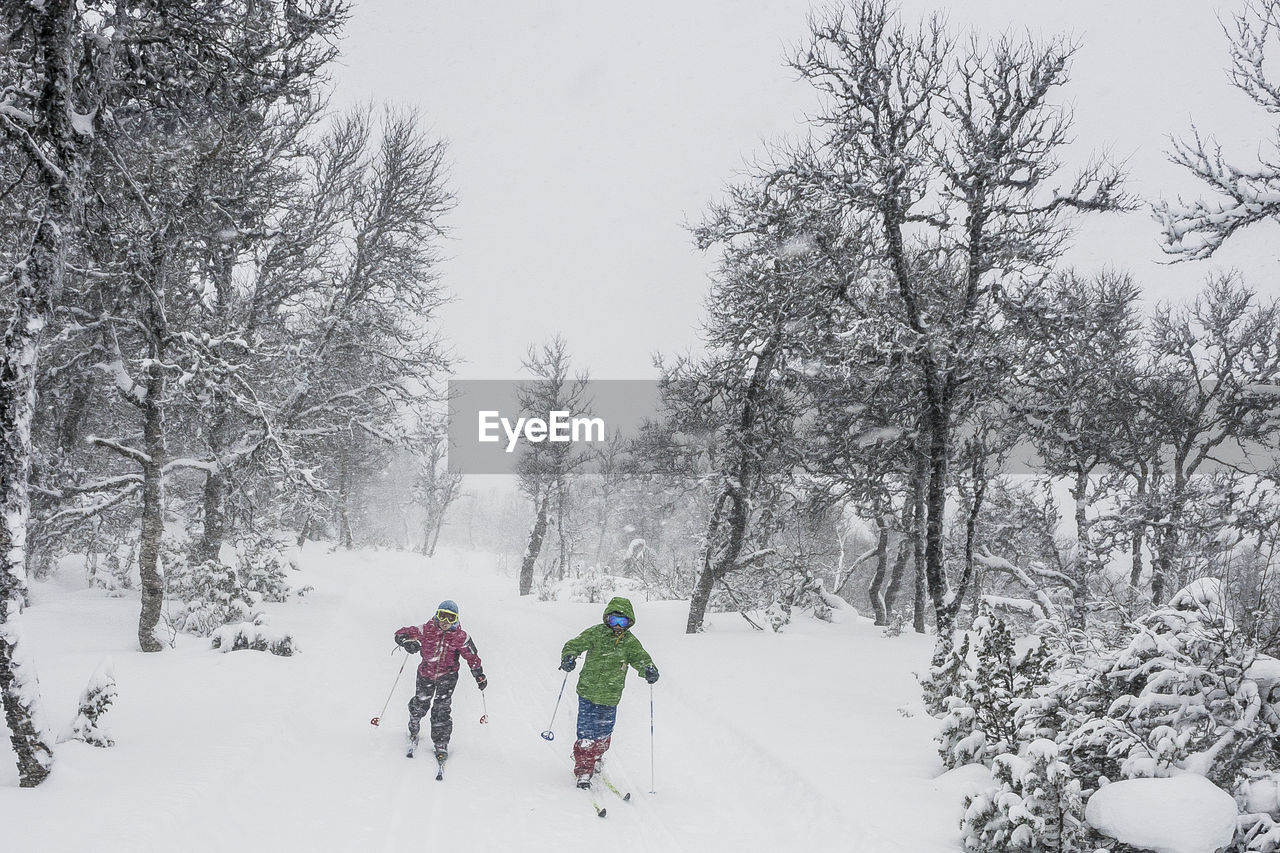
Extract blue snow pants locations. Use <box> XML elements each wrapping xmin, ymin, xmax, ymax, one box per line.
<box><xmin>576</xmin><ymin>696</ymin><xmax>618</xmax><ymax>740</ymax></box>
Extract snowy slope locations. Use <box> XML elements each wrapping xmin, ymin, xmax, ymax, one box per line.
<box><xmin>1</xmin><ymin>547</ymin><xmax>966</xmax><ymax>852</ymax></box>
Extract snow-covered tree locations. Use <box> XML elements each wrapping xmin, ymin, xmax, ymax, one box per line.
<box><xmin>680</xmin><ymin>179</ymin><xmax>841</xmax><ymax>633</ymax></box>
<box><xmin>784</xmin><ymin>0</ymin><xmax>1130</xmax><ymax>657</ymax></box>
<box><xmin>58</xmin><ymin>660</ymin><xmax>117</xmax><ymax>749</ymax></box>
<box><xmin>1003</xmin><ymin>271</ymin><xmax>1147</xmax><ymax>624</ymax></box>
<box><xmin>1158</xmin><ymin>0</ymin><xmax>1280</xmax><ymax>258</ymax></box>
<box><xmin>0</xmin><ymin>0</ymin><xmax>110</xmax><ymax>787</ymax></box>
<box><xmin>961</xmin><ymin>739</ymin><xmax>1086</xmax><ymax>853</ymax></box>
<box><xmin>937</xmin><ymin>609</ymin><xmax>1052</xmax><ymax>769</ymax></box>
<box><xmin>515</xmin><ymin>337</ymin><xmax>590</xmax><ymax>596</ymax></box>
<box><xmin>1138</xmin><ymin>278</ymin><xmax>1280</xmax><ymax>603</ymax></box>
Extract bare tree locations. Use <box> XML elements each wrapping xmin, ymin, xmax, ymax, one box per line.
<box><xmin>516</xmin><ymin>337</ymin><xmax>589</xmax><ymax>596</ymax></box>
<box><xmin>788</xmin><ymin>0</ymin><xmax>1129</xmax><ymax>655</ymax></box>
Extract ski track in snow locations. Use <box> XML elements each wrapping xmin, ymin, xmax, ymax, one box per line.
<box><xmin>0</xmin><ymin>546</ymin><xmax>961</xmax><ymax>852</ymax></box>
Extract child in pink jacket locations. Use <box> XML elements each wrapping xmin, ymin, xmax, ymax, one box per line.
<box><xmin>394</xmin><ymin>599</ymin><xmax>486</xmax><ymax>761</ymax></box>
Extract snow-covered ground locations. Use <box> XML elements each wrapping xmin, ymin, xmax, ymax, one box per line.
<box><xmin>1</xmin><ymin>547</ymin><xmax>970</xmax><ymax>852</ymax></box>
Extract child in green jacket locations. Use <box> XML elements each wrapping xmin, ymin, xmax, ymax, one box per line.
<box><xmin>559</xmin><ymin>596</ymin><xmax>659</xmax><ymax>788</ymax></box>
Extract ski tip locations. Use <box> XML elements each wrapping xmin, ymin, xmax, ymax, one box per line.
<box><xmin>623</xmin><ymin>793</ymin><xmax>631</xmax><ymax>802</ymax></box>
<box><xmin>597</xmin><ymin>808</ymin><xmax>607</xmax><ymax>818</ymax></box>
<box><xmin>435</xmin><ymin>772</ymin><xmax>444</xmax><ymax>781</ymax></box>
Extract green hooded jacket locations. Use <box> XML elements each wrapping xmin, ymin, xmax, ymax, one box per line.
<box><xmin>561</xmin><ymin>596</ymin><xmax>655</xmax><ymax>707</ymax></box>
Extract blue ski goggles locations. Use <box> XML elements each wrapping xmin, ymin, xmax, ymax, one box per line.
<box><xmin>605</xmin><ymin>613</ymin><xmax>631</xmax><ymax>630</ymax></box>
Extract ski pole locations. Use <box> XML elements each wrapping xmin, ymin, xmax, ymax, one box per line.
<box><xmin>648</xmin><ymin>683</ymin><xmax>656</xmax><ymax>794</ymax></box>
<box><xmin>371</xmin><ymin>653</ymin><xmax>410</xmax><ymax>726</ymax></box>
<box><xmin>479</xmin><ymin>692</ymin><xmax>489</xmax><ymax>725</ymax></box>
<box><xmin>541</xmin><ymin>671</ymin><xmax>569</xmax><ymax>740</ymax></box>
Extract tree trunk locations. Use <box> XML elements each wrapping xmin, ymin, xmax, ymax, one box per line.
<box><xmin>426</xmin><ymin>512</ymin><xmax>444</xmax><ymax>557</ymax></box>
<box><xmin>910</xmin><ymin>451</ymin><xmax>929</xmax><ymax>634</ymax></box>
<box><xmin>555</xmin><ymin>477</ymin><xmax>569</xmax><ymax>580</ymax></box>
<box><xmin>0</xmin><ymin>260</ymin><xmax>59</xmax><ymax>786</ymax></box>
<box><xmin>1127</xmin><ymin>467</ymin><xmax>1149</xmax><ymax>589</ymax></box>
<box><xmin>136</xmin><ymin>360</ymin><xmax>167</xmax><ymax>653</ymax></box>
<box><xmin>884</xmin><ymin>486</ymin><xmax>915</xmax><ymax>613</ymax></box>
<box><xmin>1129</xmin><ymin>525</ymin><xmax>1145</xmax><ymax>589</ymax></box>
<box><xmin>195</xmin><ymin>469</ymin><xmax>227</xmax><ymax>566</ymax></box>
<box><xmin>1068</xmin><ymin>463</ymin><xmax>1090</xmax><ymax>629</ymax></box>
<box><xmin>921</xmin><ymin>404</ymin><xmax>952</xmax><ymax>619</ymax></box>
<box><xmin>0</xmin><ymin>0</ymin><xmax>88</xmax><ymax>783</ymax></box>
<box><xmin>337</xmin><ymin>449</ymin><xmax>353</xmax><ymax>549</ymax></box>
<box><xmin>519</xmin><ymin>489</ymin><xmax>551</xmax><ymax>596</ymax></box>
<box><xmin>868</xmin><ymin>517</ymin><xmax>891</xmax><ymax>626</ymax></box>
<box><xmin>686</xmin><ymin>335</ymin><xmax>779</xmax><ymax>634</ymax></box>
<box><xmin>1152</xmin><ymin>469</ymin><xmax>1186</xmax><ymax>604</ymax></box>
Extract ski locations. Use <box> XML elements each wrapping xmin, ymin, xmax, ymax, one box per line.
<box><xmin>597</xmin><ymin>771</ymin><xmax>631</xmax><ymax>802</ymax></box>
<box><xmin>578</xmin><ymin>781</ymin><xmax>606</xmax><ymax>817</ymax></box>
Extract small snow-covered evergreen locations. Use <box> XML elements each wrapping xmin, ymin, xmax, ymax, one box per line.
<box><xmin>59</xmin><ymin>660</ymin><xmax>118</xmax><ymax>748</ymax></box>
<box><xmin>921</xmin><ymin>633</ymin><xmax>973</xmax><ymax>717</ymax></box>
<box><xmin>937</xmin><ymin>610</ymin><xmax>1051</xmax><ymax>769</ymax></box>
<box><xmin>961</xmin><ymin>739</ymin><xmax>1085</xmax><ymax>853</ymax></box>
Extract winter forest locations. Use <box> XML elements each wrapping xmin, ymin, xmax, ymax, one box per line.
<box><xmin>5</xmin><ymin>0</ymin><xmax>1280</xmax><ymax>851</ymax></box>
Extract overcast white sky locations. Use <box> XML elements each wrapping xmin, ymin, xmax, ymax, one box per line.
<box><xmin>333</xmin><ymin>1</ymin><xmax>1279</xmax><ymax>379</ymax></box>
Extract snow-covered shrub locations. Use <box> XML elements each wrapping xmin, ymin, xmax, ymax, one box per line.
<box><xmin>167</xmin><ymin>558</ymin><xmax>256</xmax><ymax>637</ymax></box>
<box><xmin>1060</xmin><ymin>578</ymin><xmax>1273</xmax><ymax>789</ymax></box>
<box><xmin>539</xmin><ymin>567</ymin><xmax>653</xmax><ymax>604</ymax></box>
<box><xmin>921</xmin><ymin>632</ymin><xmax>973</xmax><ymax>717</ymax></box>
<box><xmin>58</xmin><ymin>660</ymin><xmax>117</xmax><ymax>748</ymax></box>
<box><xmin>211</xmin><ymin>614</ymin><xmax>296</xmax><ymax>656</ymax></box>
<box><xmin>882</xmin><ymin>609</ymin><xmax>907</xmax><ymax>638</ymax></box>
<box><xmin>961</xmin><ymin>739</ymin><xmax>1085</xmax><ymax>853</ymax></box>
<box><xmin>86</xmin><ymin>544</ymin><xmax>136</xmax><ymax>596</ymax></box>
<box><xmin>236</xmin><ymin>541</ymin><xmax>292</xmax><ymax>603</ymax></box>
<box><xmin>1237</xmin><ymin>770</ymin><xmax>1280</xmax><ymax>852</ymax></box>
<box><xmin>763</xmin><ymin>601</ymin><xmax>791</xmax><ymax>632</ymax></box>
<box><xmin>938</xmin><ymin>611</ymin><xmax>1052</xmax><ymax>769</ymax></box>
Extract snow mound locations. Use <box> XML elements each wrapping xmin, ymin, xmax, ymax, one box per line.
<box><xmin>211</xmin><ymin>614</ymin><xmax>297</xmax><ymax>656</ymax></box>
<box><xmin>1246</xmin><ymin>654</ymin><xmax>1280</xmax><ymax>700</ymax></box>
<box><xmin>1085</xmin><ymin>774</ymin><xmax>1237</xmax><ymax>853</ymax></box>
<box><xmin>1167</xmin><ymin>577</ymin><xmax>1229</xmax><ymax>624</ymax></box>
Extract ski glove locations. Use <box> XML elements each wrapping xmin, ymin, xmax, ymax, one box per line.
<box><xmin>473</xmin><ymin>669</ymin><xmax>487</xmax><ymax>691</ymax></box>
<box><xmin>395</xmin><ymin>633</ymin><xmax>421</xmax><ymax>654</ymax></box>
<box><xmin>644</xmin><ymin>665</ymin><xmax>659</xmax><ymax>685</ymax></box>
<box><xmin>560</xmin><ymin>655</ymin><xmax>577</xmax><ymax>672</ymax></box>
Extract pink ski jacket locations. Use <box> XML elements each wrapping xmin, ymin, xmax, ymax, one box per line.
<box><xmin>395</xmin><ymin>620</ymin><xmax>483</xmax><ymax>681</ymax></box>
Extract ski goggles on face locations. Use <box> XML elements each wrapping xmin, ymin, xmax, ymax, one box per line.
<box><xmin>605</xmin><ymin>613</ymin><xmax>631</xmax><ymax>630</ymax></box>
<box><xmin>435</xmin><ymin>609</ymin><xmax>459</xmax><ymax>625</ymax></box>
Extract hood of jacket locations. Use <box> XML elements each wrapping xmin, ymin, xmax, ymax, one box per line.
<box><xmin>602</xmin><ymin>596</ymin><xmax>636</xmax><ymax>625</ymax></box>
